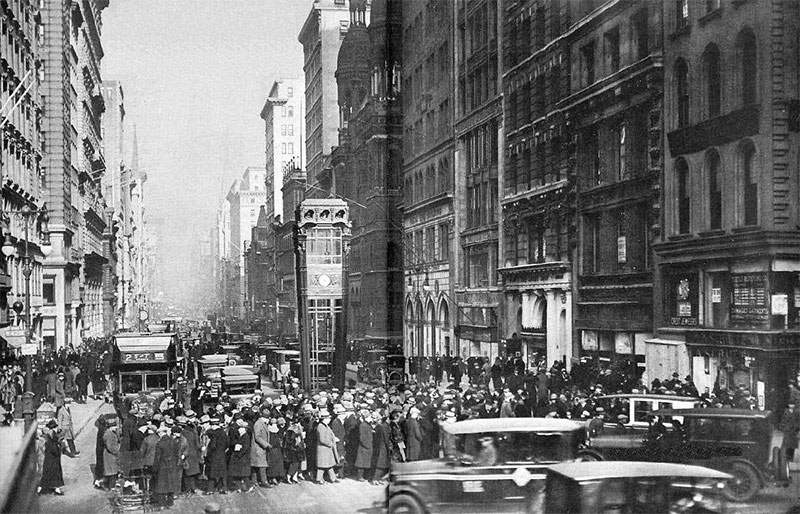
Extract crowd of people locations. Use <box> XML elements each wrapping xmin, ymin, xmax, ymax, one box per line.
<box><xmin>8</xmin><ymin>325</ymin><xmax>775</xmax><ymax>511</ymax></box>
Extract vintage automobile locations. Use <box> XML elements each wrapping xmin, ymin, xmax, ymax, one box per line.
<box><xmin>583</xmin><ymin>407</ymin><xmax>790</xmax><ymax>502</ymax></box>
<box><xmin>386</xmin><ymin>418</ymin><xmax>586</xmax><ymax>514</ymax></box>
<box><xmin>195</xmin><ymin>354</ymin><xmax>229</xmax><ymax>401</ymax></box>
<box><xmin>219</xmin><ymin>365</ymin><xmax>261</xmax><ymax>397</ymax></box>
<box><xmin>544</xmin><ymin>461</ymin><xmax>732</xmax><ymax>514</ymax></box>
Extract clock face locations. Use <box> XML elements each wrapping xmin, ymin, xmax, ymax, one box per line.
<box><xmin>138</xmin><ymin>310</ymin><xmax>149</xmax><ymax>321</ymax></box>
<box><xmin>318</xmin><ymin>274</ymin><xmax>331</xmax><ymax>287</ymax></box>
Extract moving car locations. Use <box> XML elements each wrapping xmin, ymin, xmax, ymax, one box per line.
<box><xmin>195</xmin><ymin>354</ymin><xmax>229</xmax><ymax>401</ymax></box>
<box><xmin>386</xmin><ymin>418</ymin><xmax>586</xmax><ymax>514</ymax></box>
<box><xmin>220</xmin><ymin>365</ymin><xmax>261</xmax><ymax>397</ymax></box>
<box><xmin>583</xmin><ymin>407</ymin><xmax>790</xmax><ymax>502</ymax></box>
<box><xmin>544</xmin><ymin>461</ymin><xmax>732</xmax><ymax>514</ymax></box>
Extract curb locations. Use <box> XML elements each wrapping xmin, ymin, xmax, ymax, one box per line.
<box><xmin>73</xmin><ymin>401</ymin><xmax>109</xmax><ymax>439</ymax></box>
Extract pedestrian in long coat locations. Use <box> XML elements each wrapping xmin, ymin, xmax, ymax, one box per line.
<box><xmin>343</xmin><ymin>410</ymin><xmax>360</xmax><ymax>474</ymax></box>
<box><xmin>330</xmin><ymin>412</ymin><xmax>346</xmax><ymax>469</ymax></box>
<box><xmin>152</xmin><ymin>428</ymin><xmax>182</xmax><ymax>508</ymax></box>
<box><xmin>93</xmin><ymin>417</ymin><xmax>106</xmax><ymax>488</ymax></box>
<box><xmin>227</xmin><ymin>420</ymin><xmax>252</xmax><ymax>491</ymax></box>
<box><xmin>250</xmin><ymin>410</ymin><xmax>270</xmax><ymax>485</ymax></box>
<box><xmin>355</xmin><ymin>414</ymin><xmax>374</xmax><ymax>480</ymax></box>
<box><xmin>782</xmin><ymin>401</ymin><xmax>800</xmax><ymax>461</ymax></box>
<box><xmin>303</xmin><ymin>413</ymin><xmax>318</xmax><ymax>479</ymax></box>
<box><xmin>205</xmin><ymin>423</ymin><xmax>229</xmax><ymax>493</ymax></box>
<box><xmin>102</xmin><ymin>420</ymin><xmax>121</xmax><ymax>489</ymax></box>
<box><xmin>404</xmin><ymin>408</ymin><xmax>423</xmax><ymax>461</ymax></box>
<box><xmin>371</xmin><ymin>417</ymin><xmax>391</xmax><ymax>483</ymax></box>
<box><xmin>57</xmin><ymin>403</ymin><xmax>77</xmax><ymax>457</ymax></box>
<box><xmin>39</xmin><ymin>420</ymin><xmax>65</xmax><ymax>494</ymax></box>
<box><xmin>266</xmin><ymin>420</ymin><xmax>285</xmax><ymax>482</ymax></box>
<box><xmin>315</xmin><ymin>411</ymin><xmax>339</xmax><ymax>483</ymax></box>
<box><xmin>181</xmin><ymin>423</ymin><xmax>202</xmax><ymax>492</ymax></box>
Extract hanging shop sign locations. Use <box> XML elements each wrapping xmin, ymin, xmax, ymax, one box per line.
<box><xmin>730</xmin><ymin>273</ymin><xmax>769</xmax><ymax>326</ymax></box>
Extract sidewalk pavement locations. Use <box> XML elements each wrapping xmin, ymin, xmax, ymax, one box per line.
<box><xmin>69</xmin><ymin>398</ymin><xmax>112</xmax><ymax>439</ymax></box>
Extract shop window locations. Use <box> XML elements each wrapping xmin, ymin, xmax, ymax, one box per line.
<box><xmin>730</xmin><ymin>273</ymin><xmax>769</xmax><ymax>328</ymax></box>
<box><xmin>668</xmin><ymin>273</ymin><xmax>699</xmax><ymax>326</ymax></box>
<box><xmin>707</xmin><ymin>149</ymin><xmax>722</xmax><ymax>230</ymax></box>
<box><xmin>706</xmin><ymin>272</ymin><xmax>730</xmax><ymax>328</ymax></box>
<box><xmin>771</xmin><ymin>272</ymin><xmax>799</xmax><ymax>329</ymax></box>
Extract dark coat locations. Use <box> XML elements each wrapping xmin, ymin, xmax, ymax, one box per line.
<box><xmin>40</xmin><ymin>432</ymin><xmax>64</xmax><ymax>489</ymax></box>
<box><xmin>281</xmin><ymin>427</ymin><xmax>305</xmax><ymax>463</ymax></box>
<box><xmin>316</xmin><ymin>421</ymin><xmax>339</xmax><ymax>469</ymax></box>
<box><xmin>130</xmin><ymin>429</ymin><xmax>146</xmax><ymax>452</ymax></box>
<box><xmin>152</xmin><ymin>435</ymin><xmax>182</xmax><ymax>494</ymax></box>
<box><xmin>182</xmin><ymin>427</ymin><xmax>202</xmax><ymax>476</ymax></box>
<box><xmin>782</xmin><ymin>408</ymin><xmax>800</xmax><ymax>449</ymax></box>
<box><xmin>330</xmin><ymin>417</ymin><xmax>346</xmax><ymax>464</ymax></box>
<box><xmin>404</xmin><ymin>417</ymin><xmax>422</xmax><ymax>461</ymax></box>
<box><xmin>355</xmin><ymin>421</ymin><xmax>374</xmax><ymax>469</ymax></box>
<box><xmin>94</xmin><ymin>423</ymin><xmax>106</xmax><ymax>479</ymax></box>
<box><xmin>227</xmin><ymin>428</ymin><xmax>252</xmax><ymax>478</ymax></box>
<box><xmin>205</xmin><ymin>428</ymin><xmax>228</xmax><ymax>479</ymax></box>
<box><xmin>372</xmin><ymin>422</ymin><xmax>391</xmax><ymax>470</ymax></box>
<box><xmin>266</xmin><ymin>429</ymin><xmax>285</xmax><ymax>477</ymax></box>
<box><xmin>343</xmin><ymin>414</ymin><xmax>360</xmax><ymax>465</ymax></box>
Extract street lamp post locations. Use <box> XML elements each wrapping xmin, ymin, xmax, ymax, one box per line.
<box><xmin>2</xmin><ymin>204</ymin><xmax>51</xmax><ymax>430</ymax></box>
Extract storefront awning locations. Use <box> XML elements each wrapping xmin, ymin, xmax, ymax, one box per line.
<box><xmin>644</xmin><ymin>338</ymin><xmax>685</xmax><ymax>346</ymax></box>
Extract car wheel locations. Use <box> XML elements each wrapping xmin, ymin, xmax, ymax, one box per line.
<box><xmin>388</xmin><ymin>494</ymin><xmax>425</xmax><ymax>514</ymax></box>
<box><xmin>576</xmin><ymin>450</ymin><xmax>604</xmax><ymax>462</ymax></box>
<box><xmin>724</xmin><ymin>462</ymin><xmax>760</xmax><ymax>502</ymax></box>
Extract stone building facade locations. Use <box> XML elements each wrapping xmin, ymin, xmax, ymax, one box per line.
<box><xmin>402</xmin><ymin>0</ymin><xmax>455</xmax><ymax>359</ymax></box>
<box><xmin>654</xmin><ymin>0</ymin><xmax>800</xmax><ymax>411</ymax></box>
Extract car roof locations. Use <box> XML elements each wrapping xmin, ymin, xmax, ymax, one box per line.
<box><xmin>444</xmin><ymin>417</ymin><xmax>583</xmax><ymax>435</ymax></box>
<box><xmin>549</xmin><ymin>461</ymin><xmax>733</xmax><ymax>481</ymax></box>
<box><xmin>222</xmin><ymin>366</ymin><xmax>255</xmax><ymax>375</ymax></box>
<box><xmin>654</xmin><ymin>408</ymin><xmax>772</xmax><ymax>418</ymax></box>
<box><xmin>598</xmin><ymin>394</ymin><xmax>699</xmax><ymax>402</ymax></box>
<box><xmin>198</xmin><ymin>354</ymin><xmax>228</xmax><ymax>363</ymax></box>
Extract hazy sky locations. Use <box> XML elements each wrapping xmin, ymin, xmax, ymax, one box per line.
<box><xmin>102</xmin><ymin>1</ymin><xmax>308</xmax><ymax>303</ymax></box>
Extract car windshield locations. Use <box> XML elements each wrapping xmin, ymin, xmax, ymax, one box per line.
<box><xmin>448</xmin><ymin>431</ymin><xmax>574</xmax><ymax>464</ymax></box>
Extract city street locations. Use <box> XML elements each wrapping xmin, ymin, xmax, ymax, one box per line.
<box><xmin>34</xmin><ymin>395</ymin><xmax>800</xmax><ymax>514</ymax></box>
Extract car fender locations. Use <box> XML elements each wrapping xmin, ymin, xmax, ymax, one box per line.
<box><xmin>387</xmin><ymin>485</ymin><xmax>428</xmax><ymax>512</ymax></box>
<box><xmin>707</xmin><ymin>457</ymin><xmax>766</xmax><ymax>487</ymax></box>
<box><xmin>577</xmin><ymin>448</ymin><xmax>606</xmax><ymax>461</ymax></box>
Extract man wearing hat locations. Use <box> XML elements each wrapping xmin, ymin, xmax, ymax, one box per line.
<box><xmin>354</xmin><ymin>410</ymin><xmax>373</xmax><ymax>481</ymax></box>
<box><xmin>205</xmin><ymin>417</ymin><xmax>229</xmax><ymax>494</ymax></box>
<box><xmin>315</xmin><ymin>410</ymin><xmax>339</xmax><ymax>484</ymax></box>
<box><xmin>102</xmin><ymin>417</ymin><xmax>121</xmax><ymax>490</ymax></box>
<box><xmin>57</xmin><ymin>398</ymin><xmax>78</xmax><ymax>457</ymax></box>
<box><xmin>404</xmin><ymin>407</ymin><xmax>423</xmax><ymax>462</ymax></box>
<box><xmin>250</xmin><ymin>406</ymin><xmax>271</xmax><ymax>487</ymax></box>
<box><xmin>781</xmin><ymin>400</ymin><xmax>800</xmax><ymax>461</ymax></box>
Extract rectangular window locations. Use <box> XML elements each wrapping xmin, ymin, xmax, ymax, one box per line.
<box><xmin>287</xmin><ymin>87</ymin><xmax>294</xmax><ymax>97</ymax></box>
<box><xmin>677</xmin><ymin>161</ymin><xmax>691</xmax><ymax>234</ymax></box>
<box><xmin>43</xmin><ymin>276</ymin><xmax>55</xmax><ymax>304</ymax></box>
<box><xmin>467</xmin><ymin>247</ymin><xmax>489</xmax><ymax>288</ymax></box>
<box><xmin>676</xmin><ymin>0</ymin><xmax>689</xmax><ymax>30</ymax></box>
<box><xmin>604</xmin><ymin>28</ymin><xmax>620</xmax><ymax>74</ymax></box>
<box><xmin>282</xmin><ymin>143</ymin><xmax>287</xmax><ymax>154</ymax></box>
<box><xmin>580</xmin><ymin>41</ymin><xmax>596</xmax><ymax>88</ymax></box>
<box><xmin>288</xmin><ymin>106</ymin><xmax>294</xmax><ymax>117</ymax></box>
<box><xmin>281</xmin><ymin>125</ymin><xmax>287</xmax><ymax>136</ymax></box>
<box><xmin>307</xmin><ymin>228</ymin><xmax>343</xmax><ymax>265</ymax></box>
<box><xmin>426</xmin><ymin>226</ymin><xmax>435</xmax><ymax>262</ymax></box>
<box><xmin>287</xmin><ymin>125</ymin><xmax>294</xmax><ymax>136</ymax></box>
<box><xmin>439</xmin><ymin>224</ymin><xmax>449</xmax><ymax>260</ymax></box>
<box><xmin>288</xmin><ymin>143</ymin><xmax>294</xmax><ymax>154</ymax></box>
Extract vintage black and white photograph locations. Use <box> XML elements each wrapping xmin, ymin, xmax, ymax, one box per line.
<box><xmin>0</xmin><ymin>0</ymin><xmax>798</xmax><ymax>512</ymax></box>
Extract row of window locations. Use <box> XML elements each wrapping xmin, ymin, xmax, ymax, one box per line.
<box><xmin>673</xmin><ymin>29</ymin><xmax>757</xmax><ymax>129</ymax></box>
<box><xmin>403</xmin><ymin>0</ymin><xmax>448</xmax><ymax>46</ymax></box>
<box><xmin>404</xmin><ymin>157</ymin><xmax>451</xmax><ymax>207</ymax></box>
<box><xmin>280</xmin><ymin>124</ymin><xmax>295</xmax><ymax>136</ymax></box>
<box><xmin>675</xmin><ymin>140</ymin><xmax>758</xmax><ymax>234</ymax></box>
<box><xmin>405</xmin><ymin>42</ymin><xmax>449</xmax><ymax>107</ymax></box>
<box><xmin>583</xmin><ymin>204</ymin><xmax>650</xmax><ymax>275</ymax></box>
<box><xmin>405</xmin><ymin>223</ymin><xmax>450</xmax><ymax>266</ymax></box>
<box><xmin>403</xmin><ymin>99</ymin><xmax>451</xmax><ymax>159</ymax></box>
<box><xmin>577</xmin><ymin>9</ymin><xmax>649</xmax><ymax>91</ymax></box>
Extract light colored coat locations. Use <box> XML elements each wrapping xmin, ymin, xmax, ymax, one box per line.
<box><xmin>316</xmin><ymin>421</ymin><xmax>339</xmax><ymax>469</ymax></box>
<box><xmin>250</xmin><ymin>417</ymin><xmax>270</xmax><ymax>468</ymax></box>
<box><xmin>102</xmin><ymin>428</ymin><xmax>121</xmax><ymax>476</ymax></box>
<box><xmin>57</xmin><ymin>405</ymin><xmax>74</xmax><ymax>440</ymax></box>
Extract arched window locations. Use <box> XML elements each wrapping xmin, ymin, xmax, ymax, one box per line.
<box><xmin>676</xmin><ymin>158</ymin><xmax>690</xmax><ymax>234</ymax></box>
<box><xmin>740</xmin><ymin>141</ymin><xmax>758</xmax><ymax>226</ymax></box>
<box><xmin>706</xmin><ymin>149</ymin><xmax>722</xmax><ymax>230</ymax></box>
<box><xmin>703</xmin><ymin>45</ymin><xmax>721</xmax><ymax>118</ymax></box>
<box><xmin>737</xmin><ymin>29</ymin><xmax>757</xmax><ymax>106</ymax></box>
<box><xmin>675</xmin><ymin>58</ymin><xmax>690</xmax><ymax>128</ymax></box>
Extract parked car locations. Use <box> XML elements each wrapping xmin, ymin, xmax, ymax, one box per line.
<box><xmin>386</xmin><ymin>418</ymin><xmax>586</xmax><ymax>514</ymax></box>
<box><xmin>544</xmin><ymin>461</ymin><xmax>732</xmax><ymax>514</ymax></box>
<box><xmin>583</xmin><ymin>407</ymin><xmax>790</xmax><ymax>502</ymax></box>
